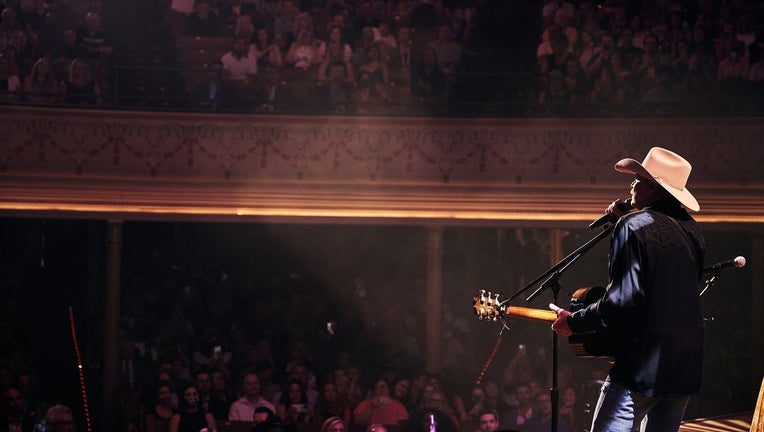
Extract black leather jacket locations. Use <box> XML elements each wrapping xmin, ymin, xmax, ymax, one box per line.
<box><xmin>568</xmin><ymin>199</ymin><xmax>706</xmax><ymax>397</ymax></box>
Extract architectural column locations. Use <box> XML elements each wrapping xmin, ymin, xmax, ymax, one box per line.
<box><xmin>549</xmin><ymin>229</ymin><xmax>568</xmax><ymax>265</ymax></box>
<box><xmin>752</xmin><ymin>233</ymin><xmax>764</xmax><ymax>398</ymax></box>
<box><xmin>425</xmin><ymin>226</ymin><xmax>444</xmax><ymax>374</ymax></box>
<box><xmin>102</xmin><ymin>220</ymin><xmax>123</xmax><ymax>430</ymax></box>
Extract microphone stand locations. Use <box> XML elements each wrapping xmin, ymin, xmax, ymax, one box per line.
<box><xmin>504</xmin><ymin>224</ymin><xmax>615</xmax><ymax>432</ymax></box>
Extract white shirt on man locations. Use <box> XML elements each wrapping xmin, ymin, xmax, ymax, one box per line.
<box><xmin>228</xmin><ymin>396</ymin><xmax>275</xmax><ymax>421</ymax></box>
<box><xmin>220</xmin><ymin>51</ymin><xmax>258</xmax><ymax>80</ymax></box>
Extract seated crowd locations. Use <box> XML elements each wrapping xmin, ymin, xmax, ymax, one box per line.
<box><xmin>533</xmin><ymin>0</ymin><xmax>764</xmax><ymax>115</ymax></box>
<box><xmin>0</xmin><ymin>224</ymin><xmax>608</xmax><ymax>432</ymax></box>
<box><xmin>1</xmin><ymin>0</ymin><xmax>761</xmax><ymax>114</ymax></box>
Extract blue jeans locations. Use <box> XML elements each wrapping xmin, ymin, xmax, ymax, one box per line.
<box><xmin>590</xmin><ymin>380</ymin><xmax>690</xmax><ymax>432</ymax></box>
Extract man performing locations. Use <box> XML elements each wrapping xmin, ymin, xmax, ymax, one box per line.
<box><xmin>550</xmin><ymin>147</ymin><xmax>705</xmax><ymax>431</ymax></box>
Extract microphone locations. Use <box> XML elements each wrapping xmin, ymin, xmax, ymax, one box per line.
<box><xmin>703</xmin><ymin>256</ymin><xmax>746</xmax><ymax>274</ymax></box>
<box><xmin>589</xmin><ymin>199</ymin><xmax>633</xmax><ymax>229</ymax></box>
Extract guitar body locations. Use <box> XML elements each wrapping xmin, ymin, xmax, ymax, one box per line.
<box><xmin>568</xmin><ymin>286</ymin><xmax>614</xmax><ymax>359</ymax></box>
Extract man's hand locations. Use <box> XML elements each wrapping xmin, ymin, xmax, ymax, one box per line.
<box><xmin>549</xmin><ymin>303</ymin><xmax>573</xmax><ymax>336</ymax></box>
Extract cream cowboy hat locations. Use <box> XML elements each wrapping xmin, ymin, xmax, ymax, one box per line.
<box><xmin>615</xmin><ymin>147</ymin><xmax>700</xmax><ymax>212</ymax></box>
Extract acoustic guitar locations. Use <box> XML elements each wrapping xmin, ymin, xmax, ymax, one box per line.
<box><xmin>472</xmin><ymin>287</ymin><xmax>614</xmax><ymax>359</ymax></box>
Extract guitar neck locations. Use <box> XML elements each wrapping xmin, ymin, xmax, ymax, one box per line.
<box><xmin>506</xmin><ymin>306</ymin><xmax>557</xmax><ymax>323</ymax></box>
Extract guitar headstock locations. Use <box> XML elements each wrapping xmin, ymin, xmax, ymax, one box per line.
<box><xmin>472</xmin><ymin>289</ymin><xmax>506</xmax><ymax>322</ymax></box>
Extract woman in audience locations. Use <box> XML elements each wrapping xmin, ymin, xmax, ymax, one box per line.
<box><xmin>352</xmin><ymin>379</ymin><xmax>408</xmax><ymax>427</ymax></box>
<box><xmin>58</xmin><ymin>58</ymin><xmax>102</xmax><ymax>106</ymax></box>
<box><xmin>318</xmin><ymin>41</ymin><xmax>354</xmax><ymax>83</ymax></box>
<box><xmin>558</xmin><ymin>385</ymin><xmax>580</xmax><ymax>432</ymax></box>
<box><xmin>285</xmin><ymin>28</ymin><xmax>322</xmax><ymax>70</ymax></box>
<box><xmin>277</xmin><ymin>379</ymin><xmax>314</xmax><ymax>424</ymax></box>
<box><xmin>391</xmin><ymin>378</ymin><xmax>412</xmax><ymax>412</ymax></box>
<box><xmin>357</xmin><ymin>44</ymin><xmax>389</xmax><ymax>90</ymax></box>
<box><xmin>323</xmin><ymin>24</ymin><xmax>352</xmax><ymax>64</ymax></box>
<box><xmin>23</xmin><ymin>57</ymin><xmax>58</xmax><ymax>104</ymax></box>
<box><xmin>234</xmin><ymin>15</ymin><xmax>257</xmax><ymax>44</ymax></box>
<box><xmin>169</xmin><ymin>385</ymin><xmax>216</xmax><ymax>432</ymax></box>
<box><xmin>0</xmin><ymin>52</ymin><xmax>21</xmax><ymax>102</ymax></box>
<box><xmin>320</xmin><ymin>416</ymin><xmax>347</xmax><ymax>432</ymax></box>
<box><xmin>252</xmin><ymin>27</ymin><xmax>283</xmax><ymax>69</ymax></box>
<box><xmin>312</xmin><ymin>381</ymin><xmax>352</xmax><ymax>425</ymax></box>
<box><xmin>147</xmin><ymin>381</ymin><xmax>176</xmax><ymax>432</ymax></box>
<box><xmin>410</xmin><ymin>47</ymin><xmax>446</xmax><ymax>100</ymax></box>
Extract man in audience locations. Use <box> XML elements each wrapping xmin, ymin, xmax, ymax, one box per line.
<box><xmin>195</xmin><ymin>370</ymin><xmax>213</xmax><ymax>412</ymax></box>
<box><xmin>44</xmin><ymin>405</ymin><xmax>76</xmax><ymax>432</ymax></box>
<box><xmin>0</xmin><ymin>387</ymin><xmax>35</xmax><ymax>432</ymax></box>
<box><xmin>478</xmin><ymin>409</ymin><xmax>500</xmax><ymax>432</ymax></box>
<box><xmin>185</xmin><ymin>0</ymin><xmax>221</xmax><ymax>37</ymax></box>
<box><xmin>229</xmin><ymin>373</ymin><xmax>276</xmax><ymax>421</ymax></box>
<box><xmin>221</xmin><ymin>35</ymin><xmax>258</xmax><ymax>81</ymax></box>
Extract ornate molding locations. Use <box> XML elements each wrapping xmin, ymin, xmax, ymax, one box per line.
<box><xmin>1</xmin><ymin>106</ymin><xmax>763</xmax><ymax>226</ymax></box>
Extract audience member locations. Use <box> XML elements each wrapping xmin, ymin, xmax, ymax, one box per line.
<box><xmin>252</xmin><ymin>28</ymin><xmax>283</xmax><ymax>69</ymax></box>
<box><xmin>229</xmin><ymin>373</ymin><xmax>276</xmax><ymax>422</ymax></box>
<box><xmin>312</xmin><ymin>382</ymin><xmax>352</xmax><ymax>426</ymax></box>
<box><xmin>0</xmin><ymin>51</ymin><xmax>21</xmax><ymax>102</ymax></box>
<box><xmin>355</xmin><ymin>44</ymin><xmax>390</xmax><ymax>99</ymax></box>
<box><xmin>285</xmin><ymin>28</ymin><xmax>322</xmax><ymax>71</ymax></box>
<box><xmin>390</xmin><ymin>378</ymin><xmax>412</xmax><ymax>412</ymax></box>
<box><xmin>52</xmin><ymin>27</ymin><xmax>87</xmax><ymax>80</ymax></box>
<box><xmin>43</xmin><ymin>404</ymin><xmax>76</xmax><ymax>432</ymax></box>
<box><xmin>1</xmin><ymin>387</ymin><xmax>35</xmax><ymax>432</ymax></box>
<box><xmin>320</xmin><ymin>416</ymin><xmax>347</xmax><ymax>432</ymax></box>
<box><xmin>522</xmin><ymin>393</ymin><xmax>570</xmax><ymax>432</ymax></box>
<box><xmin>718</xmin><ymin>39</ymin><xmax>750</xmax><ymax>82</ymax></box>
<box><xmin>256</xmin><ymin>361</ymin><xmax>282</xmax><ymax>403</ymax></box>
<box><xmin>272</xmin><ymin>0</ymin><xmax>299</xmax><ymax>52</ymax></box>
<box><xmin>388</xmin><ymin>25</ymin><xmax>414</xmax><ymax>83</ymax></box>
<box><xmin>372</xmin><ymin>21</ymin><xmax>396</xmax><ymax>58</ymax></box>
<box><xmin>558</xmin><ymin>385</ymin><xmax>579</xmax><ymax>432</ymax></box>
<box><xmin>193</xmin><ymin>371</ymin><xmax>213</xmax><ymax>413</ymax></box>
<box><xmin>185</xmin><ymin>0</ymin><xmax>221</xmax><ymax>37</ymax></box>
<box><xmin>352</xmin><ymin>380</ymin><xmax>408</xmax><ymax>427</ymax></box>
<box><xmin>318</xmin><ymin>41</ymin><xmax>354</xmax><ymax>83</ymax></box>
<box><xmin>503</xmin><ymin>382</ymin><xmax>534</xmax><ymax>431</ymax></box>
<box><xmin>639</xmin><ymin>65</ymin><xmax>683</xmax><ymax>114</ymax></box>
<box><xmin>427</xmin><ymin>25</ymin><xmax>461</xmax><ymax>75</ymax></box>
<box><xmin>253</xmin><ymin>406</ymin><xmax>277</xmax><ymax>426</ymax></box>
<box><xmin>349</xmin><ymin>1</ymin><xmax>380</xmax><ymax>44</ymax></box>
<box><xmin>208</xmin><ymin>369</ymin><xmax>232</xmax><ymax>420</ymax></box>
<box><xmin>169</xmin><ymin>385</ymin><xmax>216</xmax><ymax>432</ymax></box>
<box><xmin>324</xmin><ymin>24</ymin><xmax>353</xmax><ymax>64</ymax></box>
<box><xmin>221</xmin><ymin>35</ymin><xmax>258</xmax><ymax>80</ymax></box>
<box><xmin>18</xmin><ymin>0</ymin><xmax>49</xmax><ymax>33</ymax></box>
<box><xmin>478</xmin><ymin>409</ymin><xmax>499</xmax><ymax>432</ymax></box>
<box><xmin>276</xmin><ymin>379</ymin><xmax>313</xmax><ymax>424</ymax></box>
<box><xmin>118</xmin><ymin>335</ymin><xmax>152</xmax><ymax>391</ymax></box>
<box><xmin>233</xmin><ymin>14</ymin><xmax>257</xmax><ymax>45</ymax></box>
<box><xmin>146</xmin><ymin>381</ymin><xmax>176</xmax><ymax>432</ymax></box>
<box><xmin>78</xmin><ymin>12</ymin><xmax>112</xmax><ymax>60</ymax></box>
<box><xmin>353</xmin><ymin>27</ymin><xmax>376</xmax><ymax>67</ymax></box>
<box><xmin>58</xmin><ymin>58</ymin><xmax>101</xmax><ymax>106</ymax></box>
<box><xmin>0</xmin><ymin>8</ymin><xmax>28</xmax><ymax>56</ymax></box>
<box><xmin>313</xmin><ymin>61</ymin><xmax>352</xmax><ymax>113</ymax></box>
<box><xmin>405</xmin><ymin>391</ymin><xmax>456</xmax><ymax>432</ymax></box>
<box><xmin>478</xmin><ymin>381</ymin><xmax>509</xmax><ymax>428</ymax></box>
<box><xmin>190</xmin><ymin>59</ymin><xmax>236</xmax><ymax>111</ymax></box>
<box><xmin>410</xmin><ymin>47</ymin><xmax>447</xmax><ymax>100</ymax></box>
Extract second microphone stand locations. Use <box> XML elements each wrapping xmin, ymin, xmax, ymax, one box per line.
<box><xmin>505</xmin><ymin>224</ymin><xmax>615</xmax><ymax>432</ymax></box>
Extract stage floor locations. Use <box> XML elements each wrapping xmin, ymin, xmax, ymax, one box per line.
<box><xmin>679</xmin><ymin>412</ymin><xmax>753</xmax><ymax>431</ymax></box>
